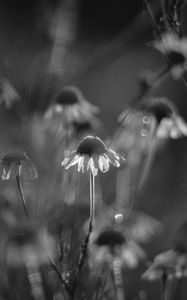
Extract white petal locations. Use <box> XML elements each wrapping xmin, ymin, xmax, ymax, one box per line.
<box><xmin>98</xmin><ymin>155</ymin><xmax>109</xmax><ymax>173</ymax></box>
<box><xmin>61</xmin><ymin>157</ymin><xmax>70</xmax><ymax>167</ymax></box>
<box><xmin>170</xmin><ymin>126</ymin><xmax>180</xmax><ymax>139</ymax></box>
<box><xmin>65</xmin><ymin>155</ymin><xmax>80</xmax><ymax>169</ymax></box>
<box><xmin>176</xmin><ymin>117</ymin><xmax>187</xmax><ymax>136</ymax></box>
<box><xmin>156</xmin><ymin>118</ymin><xmax>172</xmax><ymax>139</ymax></box>
<box><xmin>87</xmin><ymin>157</ymin><xmax>98</xmax><ymax>176</ymax></box>
<box><xmin>77</xmin><ymin>156</ymin><xmax>84</xmax><ymax>173</ymax></box>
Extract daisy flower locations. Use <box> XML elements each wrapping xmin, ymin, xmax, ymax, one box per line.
<box><xmin>44</xmin><ymin>86</ymin><xmax>99</xmax><ymax>141</ymax></box>
<box><xmin>0</xmin><ymin>152</ymin><xmax>38</xmax><ymax>181</ymax></box>
<box><xmin>6</xmin><ymin>224</ymin><xmax>55</xmax><ymax>267</ymax></box>
<box><xmin>142</xmin><ymin>250</ymin><xmax>179</xmax><ymax>281</ymax></box>
<box><xmin>92</xmin><ymin>227</ymin><xmax>145</xmax><ymax>269</ymax></box>
<box><xmin>61</xmin><ymin>135</ymin><xmax>125</xmax><ymax>177</ymax></box>
<box><xmin>0</xmin><ymin>152</ymin><xmax>38</xmax><ymax>219</ymax></box>
<box><xmin>91</xmin><ymin>227</ymin><xmax>145</xmax><ymax>300</ymax></box>
<box><xmin>152</xmin><ymin>33</ymin><xmax>187</xmax><ymax>78</ymax></box>
<box><xmin>120</xmin><ymin>97</ymin><xmax>187</xmax><ymax>140</ymax></box>
<box><xmin>62</xmin><ymin>136</ymin><xmax>125</xmax><ymax>275</ymax></box>
<box><xmin>6</xmin><ymin>224</ymin><xmax>55</xmax><ymax>300</ymax></box>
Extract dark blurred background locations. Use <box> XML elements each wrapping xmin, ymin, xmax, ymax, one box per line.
<box><xmin>1</xmin><ymin>0</ymin><xmax>187</xmax><ymax>299</ymax></box>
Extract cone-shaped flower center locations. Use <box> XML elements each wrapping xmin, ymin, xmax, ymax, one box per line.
<box><xmin>1</xmin><ymin>152</ymin><xmax>29</xmax><ymax>163</ymax></box>
<box><xmin>56</xmin><ymin>90</ymin><xmax>79</xmax><ymax>106</ymax></box>
<box><xmin>95</xmin><ymin>228</ymin><xmax>126</xmax><ymax>248</ymax></box>
<box><xmin>77</xmin><ymin>136</ymin><xmax>107</xmax><ymax>156</ymax></box>
<box><xmin>9</xmin><ymin>228</ymin><xmax>37</xmax><ymax>247</ymax></box>
<box><xmin>142</xmin><ymin>99</ymin><xmax>173</xmax><ymax>123</ymax></box>
<box><xmin>167</xmin><ymin>51</ymin><xmax>185</xmax><ymax>66</ymax></box>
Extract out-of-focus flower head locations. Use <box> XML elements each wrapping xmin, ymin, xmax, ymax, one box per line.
<box><xmin>44</xmin><ymin>86</ymin><xmax>100</xmax><ymax>140</ymax></box>
<box><xmin>90</xmin><ymin>227</ymin><xmax>145</xmax><ymax>270</ymax></box>
<box><xmin>5</xmin><ymin>224</ymin><xmax>56</xmax><ymax>267</ymax></box>
<box><xmin>152</xmin><ymin>33</ymin><xmax>187</xmax><ymax>78</ymax></box>
<box><xmin>62</xmin><ymin>135</ymin><xmax>125</xmax><ymax>176</ymax></box>
<box><xmin>111</xmin><ymin>107</ymin><xmax>154</xmax><ymax>166</ymax></box>
<box><xmin>119</xmin><ymin>97</ymin><xmax>187</xmax><ymax>140</ymax></box>
<box><xmin>0</xmin><ymin>78</ymin><xmax>20</xmax><ymax>108</ymax></box>
<box><xmin>142</xmin><ymin>249</ymin><xmax>179</xmax><ymax>281</ymax></box>
<box><xmin>143</xmin><ymin>220</ymin><xmax>187</xmax><ymax>281</ymax></box>
<box><xmin>0</xmin><ymin>152</ymin><xmax>38</xmax><ymax>181</ymax></box>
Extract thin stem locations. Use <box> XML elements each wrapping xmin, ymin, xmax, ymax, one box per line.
<box><xmin>144</xmin><ymin>0</ymin><xmax>162</xmax><ymax>38</ymax></box>
<box><xmin>16</xmin><ymin>163</ymin><xmax>30</xmax><ymax>220</ymax></box>
<box><xmin>162</xmin><ymin>272</ymin><xmax>170</xmax><ymax>300</ymax></box>
<box><xmin>90</xmin><ymin>172</ymin><xmax>95</xmax><ymax>224</ymax></box>
<box><xmin>112</xmin><ymin>258</ymin><xmax>125</xmax><ymax>300</ymax></box>
<box><xmin>49</xmin><ymin>258</ymin><xmax>71</xmax><ymax>295</ymax></box>
<box><xmin>71</xmin><ymin>173</ymin><xmax>95</xmax><ymax>298</ymax></box>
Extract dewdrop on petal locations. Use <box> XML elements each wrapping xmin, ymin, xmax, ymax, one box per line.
<box><xmin>61</xmin><ymin>135</ymin><xmax>125</xmax><ymax>176</ymax></box>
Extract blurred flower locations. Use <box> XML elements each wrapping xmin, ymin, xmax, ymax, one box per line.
<box><xmin>143</xmin><ymin>220</ymin><xmax>187</xmax><ymax>282</ymax></box>
<box><xmin>6</xmin><ymin>224</ymin><xmax>55</xmax><ymax>267</ymax></box>
<box><xmin>142</xmin><ymin>249</ymin><xmax>184</xmax><ymax>281</ymax></box>
<box><xmin>119</xmin><ymin>97</ymin><xmax>187</xmax><ymax>140</ymax></box>
<box><xmin>90</xmin><ymin>227</ymin><xmax>145</xmax><ymax>270</ymax></box>
<box><xmin>0</xmin><ymin>152</ymin><xmax>38</xmax><ymax>181</ymax></box>
<box><xmin>62</xmin><ymin>135</ymin><xmax>125</xmax><ymax>176</ymax></box>
<box><xmin>142</xmin><ymin>250</ymin><xmax>176</xmax><ymax>281</ymax></box>
<box><xmin>0</xmin><ymin>78</ymin><xmax>20</xmax><ymax>108</ymax></box>
<box><xmin>111</xmin><ymin>108</ymin><xmax>154</xmax><ymax>166</ymax></box>
<box><xmin>44</xmin><ymin>86</ymin><xmax>99</xmax><ymax>140</ymax></box>
<box><xmin>152</xmin><ymin>33</ymin><xmax>187</xmax><ymax>78</ymax></box>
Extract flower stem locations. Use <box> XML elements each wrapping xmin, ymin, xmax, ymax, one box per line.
<box><xmin>16</xmin><ymin>163</ymin><xmax>30</xmax><ymax>220</ymax></box>
<box><xmin>71</xmin><ymin>173</ymin><xmax>95</xmax><ymax>298</ymax></box>
<box><xmin>162</xmin><ymin>272</ymin><xmax>170</xmax><ymax>300</ymax></box>
<box><xmin>90</xmin><ymin>172</ymin><xmax>95</xmax><ymax>225</ymax></box>
<box><xmin>144</xmin><ymin>0</ymin><xmax>161</xmax><ymax>38</ymax></box>
<box><xmin>112</xmin><ymin>258</ymin><xmax>125</xmax><ymax>300</ymax></box>
<box><xmin>49</xmin><ymin>258</ymin><xmax>71</xmax><ymax>295</ymax></box>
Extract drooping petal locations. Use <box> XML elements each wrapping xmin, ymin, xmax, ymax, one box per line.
<box><xmin>87</xmin><ymin>157</ymin><xmax>98</xmax><ymax>176</ymax></box>
<box><xmin>176</xmin><ymin>117</ymin><xmax>187</xmax><ymax>136</ymax></box>
<box><xmin>77</xmin><ymin>156</ymin><xmax>84</xmax><ymax>173</ymax></box>
<box><xmin>104</xmin><ymin>151</ymin><xmax>120</xmax><ymax>168</ymax></box>
<box><xmin>61</xmin><ymin>157</ymin><xmax>70</xmax><ymax>167</ymax></box>
<box><xmin>156</xmin><ymin>118</ymin><xmax>172</xmax><ymax>139</ymax></box>
<box><xmin>2</xmin><ymin>164</ymin><xmax>11</xmax><ymax>180</ymax></box>
<box><xmin>98</xmin><ymin>155</ymin><xmax>109</xmax><ymax>173</ymax></box>
<box><xmin>65</xmin><ymin>155</ymin><xmax>80</xmax><ymax>169</ymax></box>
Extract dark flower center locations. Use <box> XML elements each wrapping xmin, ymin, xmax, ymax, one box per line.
<box><xmin>142</xmin><ymin>99</ymin><xmax>174</xmax><ymax>123</ymax></box>
<box><xmin>95</xmin><ymin>228</ymin><xmax>126</xmax><ymax>248</ymax></box>
<box><xmin>77</xmin><ymin>136</ymin><xmax>107</xmax><ymax>156</ymax></box>
<box><xmin>55</xmin><ymin>90</ymin><xmax>79</xmax><ymax>106</ymax></box>
<box><xmin>167</xmin><ymin>50</ymin><xmax>185</xmax><ymax>66</ymax></box>
<box><xmin>8</xmin><ymin>228</ymin><xmax>37</xmax><ymax>247</ymax></box>
<box><xmin>1</xmin><ymin>152</ymin><xmax>29</xmax><ymax>164</ymax></box>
